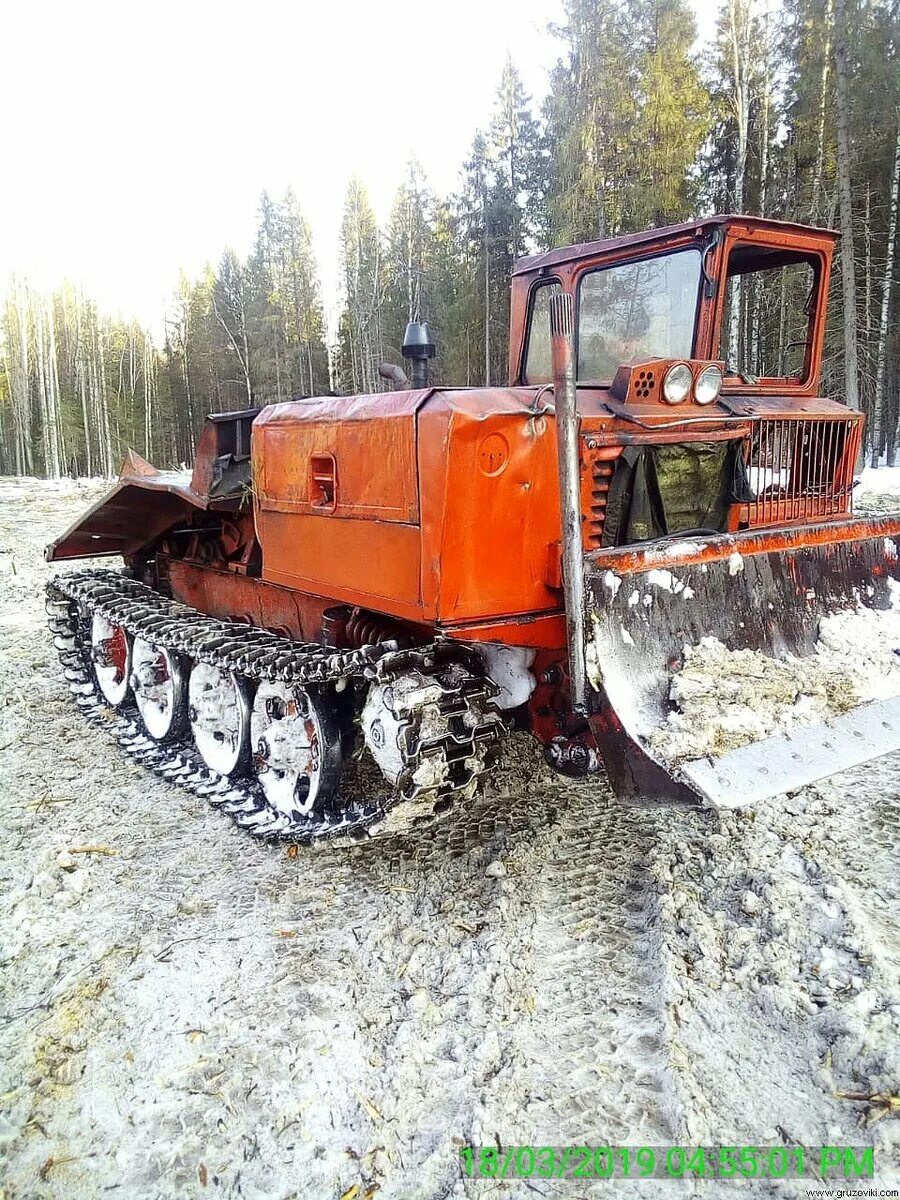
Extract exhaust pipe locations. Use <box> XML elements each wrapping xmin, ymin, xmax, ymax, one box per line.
<box><xmin>549</xmin><ymin>291</ymin><xmax>589</xmax><ymax>715</ymax></box>
<box><xmin>378</xmin><ymin>362</ymin><xmax>410</xmax><ymax>390</ymax></box>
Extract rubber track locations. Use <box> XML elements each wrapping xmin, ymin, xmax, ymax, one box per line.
<box><xmin>46</xmin><ymin>570</ymin><xmax>506</xmax><ymax>847</ymax></box>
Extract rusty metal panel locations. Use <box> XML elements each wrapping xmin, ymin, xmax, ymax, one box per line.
<box><xmin>258</xmin><ymin>511</ymin><xmax>423</xmax><ymax>620</ymax></box>
<box><xmin>513</xmin><ymin>215</ymin><xmax>837</xmax><ymax>277</ymax></box>
<box><xmin>253</xmin><ymin>391</ymin><xmax>429</xmax><ymax>523</ymax></box>
<box><xmin>417</xmin><ymin>390</ymin><xmax>565</xmax><ymax>625</ymax></box>
<box><xmin>45</xmin><ymin>475</ymin><xmax>205</xmax><ymax>561</ymax></box>
<box><xmin>583</xmin><ymin>516</ymin><xmax>900</xmax><ymax>805</ymax></box>
<box><xmin>167</xmin><ymin>559</ymin><xmax>329</xmax><ymax>642</ymax></box>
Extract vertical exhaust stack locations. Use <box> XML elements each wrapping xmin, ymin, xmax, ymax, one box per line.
<box><xmin>402</xmin><ymin>321</ymin><xmax>436</xmax><ymax>388</ymax></box>
<box><xmin>549</xmin><ymin>291</ymin><xmax>589</xmax><ymax>715</ymax></box>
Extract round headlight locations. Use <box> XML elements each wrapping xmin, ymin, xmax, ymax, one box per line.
<box><xmin>662</xmin><ymin>363</ymin><xmax>692</xmax><ymax>404</ymax></box>
<box><xmin>694</xmin><ymin>364</ymin><xmax>723</xmax><ymax>405</ymax></box>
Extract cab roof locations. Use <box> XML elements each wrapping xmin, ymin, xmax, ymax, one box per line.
<box><xmin>512</xmin><ymin>215</ymin><xmax>839</xmax><ymax>276</ymax></box>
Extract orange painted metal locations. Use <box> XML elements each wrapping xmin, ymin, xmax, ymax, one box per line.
<box><xmin>48</xmin><ymin>214</ymin><xmax>871</xmax><ymax>774</ymax></box>
<box><xmin>253</xmin><ymin>392</ymin><xmax>429</xmax><ymax>524</ymax></box>
<box><xmin>507</xmin><ymin>214</ymin><xmax>836</xmax><ymax>394</ymax></box>
<box><xmin>417</xmin><ymin>389</ymin><xmax>566</xmax><ymax>625</ymax></box>
<box><xmin>46</xmin><ymin>474</ymin><xmax>207</xmax><ymax>561</ymax></box>
<box><xmin>261</xmin><ymin>512</ymin><xmax>423</xmax><ymax>618</ymax></box>
<box><xmin>587</xmin><ymin>514</ymin><xmax>900</xmax><ymax>576</ymax></box>
<box><xmin>167</xmin><ymin>559</ymin><xmax>331</xmax><ymax>641</ymax></box>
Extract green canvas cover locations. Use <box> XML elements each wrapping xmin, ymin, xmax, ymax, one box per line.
<box><xmin>602</xmin><ymin>441</ymin><xmax>754</xmax><ymax>547</ymax></box>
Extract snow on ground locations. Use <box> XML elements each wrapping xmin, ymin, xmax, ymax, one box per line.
<box><xmin>855</xmin><ymin>465</ymin><xmax>900</xmax><ymax>515</ymax></box>
<box><xmin>1</xmin><ymin>475</ymin><xmax>900</xmax><ymax>1199</ymax></box>
<box><xmin>647</xmin><ymin>472</ymin><xmax>900</xmax><ymax>766</ymax></box>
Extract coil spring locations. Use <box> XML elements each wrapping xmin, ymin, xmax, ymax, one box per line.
<box><xmin>345</xmin><ymin>607</ymin><xmax>401</xmax><ymax>648</ymax></box>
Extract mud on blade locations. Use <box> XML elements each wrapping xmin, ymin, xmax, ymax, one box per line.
<box><xmin>583</xmin><ymin>516</ymin><xmax>900</xmax><ymax>807</ymax></box>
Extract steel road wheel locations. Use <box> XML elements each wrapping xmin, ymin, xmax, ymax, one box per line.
<box><xmin>130</xmin><ymin>636</ymin><xmax>188</xmax><ymax>742</ymax></box>
<box><xmin>90</xmin><ymin>612</ymin><xmax>131</xmax><ymax>707</ymax></box>
<box><xmin>188</xmin><ymin>662</ymin><xmax>252</xmax><ymax>777</ymax></box>
<box><xmin>250</xmin><ymin>682</ymin><xmax>342</xmax><ymax>816</ymax></box>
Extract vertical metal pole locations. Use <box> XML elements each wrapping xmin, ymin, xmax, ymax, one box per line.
<box><xmin>549</xmin><ymin>292</ymin><xmax>589</xmax><ymax>715</ymax></box>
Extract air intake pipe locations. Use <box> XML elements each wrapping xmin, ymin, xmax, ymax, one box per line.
<box><xmin>549</xmin><ymin>291</ymin><xmax>589</xmax><ymax>716</ymax></box>
<box><xmin>402</xmin><ymin>321</ymin><xmax>436</xmax><ymax>388</ymax></box>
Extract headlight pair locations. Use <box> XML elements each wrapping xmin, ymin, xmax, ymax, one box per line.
<box><xmin>662</xmin><ymin>362</ymin><xmax>723</xmax><ymax>406</ymax></box>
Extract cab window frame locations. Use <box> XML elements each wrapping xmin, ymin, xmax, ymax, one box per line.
<box><xmin>716</xmin><ymin>243</ymin><xmax>824</xmax><ymax>389</ymax></box>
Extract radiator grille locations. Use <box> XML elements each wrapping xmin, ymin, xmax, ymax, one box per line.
<box><xmin>582</xmin><ymin>450</ymin><xmax>619</xmax><ymax>549</ymax></box>
<box><xmin>744</xmin><ymin>416</ymin><xmax>862</xmax><ymax>526</ymax></box>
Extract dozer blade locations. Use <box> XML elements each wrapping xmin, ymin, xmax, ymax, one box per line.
<box><xmin>583</xmin><ymin>515</ymin><xmax>900</xmax><ymax>808</ymax></box>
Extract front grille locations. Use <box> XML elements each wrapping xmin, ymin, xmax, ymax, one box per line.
<box><xmin>582</xmin><ymin>447</ymin><xmax>620</xmax><ymax>548</ymax></box>
<box><xmin>744</xmin><ymin>415</ymin><xmax>862</xmax><ymax>526</ymax></box>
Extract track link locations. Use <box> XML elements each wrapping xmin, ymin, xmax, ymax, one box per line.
<box><xmin>46</xmin><ymin>569</ymin><xmax>507</xmax><ymax>846</ymax></box>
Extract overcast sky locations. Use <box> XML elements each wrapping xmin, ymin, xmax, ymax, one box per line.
<box><xmin>0</xmin><ymin>0</ymin><xmax>720</xmax><ymax>335</ymax></box>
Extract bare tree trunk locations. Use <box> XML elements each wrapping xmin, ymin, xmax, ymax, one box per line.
<box><xmin>75</xmin><ymin>293</ymin><xmax>93</xmax><ymax>476</ymax></box>
<box><xmin>727</xmin><ymin>0</ymin><xmax>752</xmax><ymax>365</ymax></box>
<box><xmin>143</xmin><ymin>336</ymin><xmax>153</xmax><ymax>457</ymax></box>
<box><xmin>777</xmin><ymin>270</ymin><xmax>788</xmax><ymax>373</ymax></box>
<box><xmin>811</xmin><ymin>0</ymin><xmax>833</xmax><ymax>220</ymax></box>
<box><xmin>863</xmin><ymin>184</ymin><xmax>874</xmax><ymax>422</ymax></box>
<box><xmin>98</xmin><ymin>320</ymin><xmax>113</xmax><ymax>475</ymax></box>
<box><xmin>46</xmin><ymin>298</ymin><xmax>64</xmax><ymax>475</ymax></box>
<box><xmin>834</xmin><ymin>0</ymin><xmax>861</xmax><ymax>413</ymax></box>
<box><xmin>483</xmin><ymin>188</ymin><xmax>491</xmax><ymax>386</ymax></box>
<box><xmin>181</xmin><ymin>319</ymin><xmax>195</xmax><ymax>454</ymax></box>
<box><xmin>10</xmin><ymin>285</ymin><xmax>34</xmax><ymax>474</ymax></box>
<box><xmin>759</xmin><ymin>0</ymin><xmax>771</xmax><ymax>216</ymax></box>
<box><xmin>35</xmin><ymin>299</ymin><xmax>55</xmax><ymax>476</ymax></box>
<box><xmin>871</xmin><ymin>113</ymin><xmax>900</xmax><ymax>465</ymax></box>
<box><xmin>407</xmin><ymin>188</ymin><xmax>415</xmax><ymax>323</ymax></box>
<box><xmin>212</xmin><ymin>287</ymin><xmax>252</xmax><ymax>405</ymax></box>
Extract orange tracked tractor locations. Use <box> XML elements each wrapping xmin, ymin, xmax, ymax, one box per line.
<box><xmin>47</xmin><ymin>215</ymin><xmax>900</xmax><ymax>844</ymax></box>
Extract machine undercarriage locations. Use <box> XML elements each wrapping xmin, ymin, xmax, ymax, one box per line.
<box><xmin>48</xmin><ymin>571</ymin><xmax>506</xmax><ymax>844</ymax></box>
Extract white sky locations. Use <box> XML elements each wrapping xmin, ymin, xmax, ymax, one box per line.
<box><xmin>0</xmin><ymin>0</ymin><xmax>720</xmax><ymax>337</ymax></box>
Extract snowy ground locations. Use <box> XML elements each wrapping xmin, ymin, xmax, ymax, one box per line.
<box><xmin>856</xmin><ymin>465</ymin><xmax>900</xmax><ymax>515</ymax></box>
<box><xmin>1</xmin><ymin>475</ymin><xmax>900</xmax><ymax>1199</ymax></box>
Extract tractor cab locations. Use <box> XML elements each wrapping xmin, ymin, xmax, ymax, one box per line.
<box><xmin>510</xmin><ymin>215</ymin><xmax>835</xmax><ymax>398</ymax></box>
<box><xmin>509</xmin><ymin>217</ymin><xmax>859</xmax><ymax>551</ymax></box>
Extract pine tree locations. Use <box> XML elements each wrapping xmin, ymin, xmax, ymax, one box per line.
<box><xmin>544</xmin><ymin>0</ymin><xmax>639</xmax><ymax>243</ymax></box>
<box><xmin>628</xmin><ymin>0</ymin><xmax>710</xmax><ymax>229</ymax></box>
<box><xmin>336</xmin><ymin>179</ymin><xmax>384</xmax><ymax>394</ymax></box>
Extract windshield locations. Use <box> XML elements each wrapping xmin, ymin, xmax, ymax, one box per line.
<box><xmin>577</xmin><ymin>248</ymin><xmax>702</xmax><ymax>381</ymax></box>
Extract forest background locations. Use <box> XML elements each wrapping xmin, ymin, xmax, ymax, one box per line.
<box><xmin>2</xmin><ymin>0</ymin><xmax>898</xmax><ymax>476</ymax></box>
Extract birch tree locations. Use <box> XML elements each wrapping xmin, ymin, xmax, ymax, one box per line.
<box><xmin>726</xmin><ymin>0</ymin><xmax>753</xmax><ymax>364</ymax></box>
<box><xmin>213</xmin><ymin>250</ymin><xmax>253</xmax><ymax>406</ymax></box>
<box><xmin>833</xmin><ymin>0</ymin><xmax>861</xmax><ymax>412</ymax></box>
<box><xmin>871</xmin><ymin>113</ymin><xmax>900</xmax><ymax>463</ymax></box>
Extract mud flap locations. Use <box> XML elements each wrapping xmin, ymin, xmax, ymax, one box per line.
<box><xmin>583</xmin><ymin>516</ymin><xmax>900</xmax><ymax>807</ymax></box>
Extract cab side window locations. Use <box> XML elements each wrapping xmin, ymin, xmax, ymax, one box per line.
<box><xmin>523</xmin><ymin>281</ymin><xmax>562</xmax><ymax>384</ymax></box>
<box><xmin>718</xmin><ymin>247</ymin><xmax>819</xmax><ymax>382</ymax></box>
